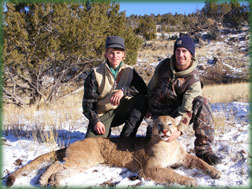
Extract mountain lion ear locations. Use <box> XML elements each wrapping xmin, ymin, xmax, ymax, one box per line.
<box><xmin>174</xmin><ymin>116</ymin><xmax>182</xmax><ymax>126</ymax></box>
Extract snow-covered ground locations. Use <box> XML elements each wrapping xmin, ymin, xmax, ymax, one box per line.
<box><xmin>1</xmin><ymin>102</ymin><xmax>250</xmax><ymax>187</ymax></box>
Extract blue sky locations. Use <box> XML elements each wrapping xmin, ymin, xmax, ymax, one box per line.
<box><xmin>119</xmin><ymin>2</ymin><xmax>206</xmax><ymax>16</ymax></box>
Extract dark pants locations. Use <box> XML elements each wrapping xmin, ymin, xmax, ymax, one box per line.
<box><xmin>85</xmin><ymin>94</ymin><xmax>148</xmax><ymax>138</ymax></box>
<box><xmin>191</xmin><ymin>96</ymin><xmax>215</xmax><ymax>155</ymax></box>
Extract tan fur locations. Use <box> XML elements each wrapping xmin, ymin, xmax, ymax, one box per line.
<box><xmin>6</xmin><ymin>116</ymin><xmax>221</xmax><ymax>187</ymax></box>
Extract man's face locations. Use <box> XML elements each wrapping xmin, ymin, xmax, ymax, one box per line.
<box><xmin>105</xmin><ymin>48</ymin><xmax>125</xmax><ymax>69</ymax></box>
<box><xmin>175</xmin><ymin>47</ymin><xmax>192</xmax><ymax>71</ymax></box>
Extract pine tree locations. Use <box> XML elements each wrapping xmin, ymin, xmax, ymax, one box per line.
<box><xmin>135</xmin><ymin>16</ymin><xmax>156</xmax><ymax>40</ymax></box>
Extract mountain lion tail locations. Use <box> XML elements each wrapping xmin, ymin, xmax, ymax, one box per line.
<box><xmin>6</xmin><ymin>148</ymin><xmax>66</xmax><ymax>187</ymax></box>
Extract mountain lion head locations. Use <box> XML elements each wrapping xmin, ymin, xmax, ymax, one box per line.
<box><xmin>152</xmin><ymin>115</ymin><xmax>181</xmax><ymax>141</ymax></box>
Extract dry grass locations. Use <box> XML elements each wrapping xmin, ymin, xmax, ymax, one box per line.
<box><xmin>3</xmin><ymin>92</ymin><xmax>83</xmax><ymax>127</ymax></box>
<box><xmin>3</xmin><ymin>92</ymin><xmax>84</xmax><ymax>147</ymax></box>
<box><xmin>3</xmin><ymin>82</ymin><xmax>249</xmax><ymax>144</ymax></box>
<box><xmin>205</xmin><ymin>83</ymin><xmax>249</xmax><ymax>136</ymax></box>
<box><xmin>137</xmin><ymin>39</ymin><xmax>174</xmax><ymax>63</ymax></box>
<box><xmin>213</xmin><ymin>113</ymin><xmax>227</xmax><ymax>135</ymax></box>
<box><xmin>202</xmin><ymin>82</ymin><xmax>249</xmax><ymax>103</ymax></box>
<box><xmin>3</xmin><ymin>82</ymin><xmax>248</xmax><ymax>127</ymax></box>
<box><xmin>212</xmin><ymin>106</ymin><xmax>241</xmax><ymax>137</ymax></box>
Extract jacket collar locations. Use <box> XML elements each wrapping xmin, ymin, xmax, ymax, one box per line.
<box><xmin>105</xmin><ymin>60</ymin><xmax>124</xmax><ymax>79</ymax></box>
<box><xmin>170</xmin><ymin>55</ymin><xmax>198</xmax><ymax>77</ymax></box>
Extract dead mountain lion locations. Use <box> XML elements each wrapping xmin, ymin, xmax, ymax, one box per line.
<box><xmin>6</xmin><ymin>115</ymin><xmax>221</xmax><ymax>187</ymax></box>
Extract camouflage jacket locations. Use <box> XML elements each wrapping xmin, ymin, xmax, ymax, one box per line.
<box><xmin>147</xmin><ymin>56</ymin><xmax>202</xmax><ymax>118</ymax></box>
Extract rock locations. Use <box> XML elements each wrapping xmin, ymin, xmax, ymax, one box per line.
<box><xmin>198</xmin><ymin>65</ymin><xmax>207</xmax><ymax>70</ymax></box>
<box><xmin>145</xmin><ymin>66</ymin><xmax>155</xmax><ymax>76</ymax></box>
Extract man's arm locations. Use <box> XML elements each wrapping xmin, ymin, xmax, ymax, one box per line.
<box><xmin>147</xmin><ymin>60</ymin><xmax>166</xmax><ymax>100</ymax></box>
<box><xmin>82</xmin><ymin>71</ymin><xmax>100</xmax><ymax>125</ymax></box>
<box><xmin>147</xmin><ymin>71</ymin><xmax>158</xmax><ymax>100</ymax></box>
<box><xmin>178</xmin><ymin>81</ymin><xmax>202</xmax><ymax>114</ymax></box>
<box><xmin>177</xmin><ymin>81</ymin><xmax>202</xmax><ymax>133</ymax></box>
<box><xmin>122</xmin><ymin>69</ymin><xmax>147</xmax><ymax>97</ymax></box>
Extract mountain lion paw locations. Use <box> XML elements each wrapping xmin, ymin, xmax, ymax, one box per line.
<box><xmin>209</xmin><ymin>169</ymin><xmax>221</xmax><ymax>179</ymax></box>
<box><xmin>184</xmin><ymin>178</ymin><xmax>197</xmax><ymax>187</ymax></box>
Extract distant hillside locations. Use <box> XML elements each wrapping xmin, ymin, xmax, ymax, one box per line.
<box><xmin>127</xmin><ymin>1</ymin><xmax>249</xmax><ymax>40</ymax></box>
<box><xmin>134</xmin><ymin>25</ymin><xmax>249</xmax><ymax>85</ymax></box>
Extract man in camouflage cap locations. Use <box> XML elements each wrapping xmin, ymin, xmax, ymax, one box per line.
<box><xmin>147</xmin><ymin>35</ymin><xmax>221</xmax><ymax>165</ymax></box>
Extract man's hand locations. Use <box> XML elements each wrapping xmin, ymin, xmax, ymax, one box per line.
<box><xmin>144</xmin><ymin>112</ymin><xmax>153</xmax><ymax>126</ymax></box>
<box><xmin>94</xmin><ymin>121</ymin><xmax>106</xmax><ymax>135</ymax></box>
<box><xmin>167</xmin><ymin>130</ymin><xmax>181</xmax><ymax>142</ymax></box>
<box><xmin>110</xmin><ymin>89</ymin><xmax>124</xmax><ymax>105</ymax></box>
<box><xmin>145</xmin><ymin>112</ymin><xmax>153</xmax><ymax>119</ymax></box>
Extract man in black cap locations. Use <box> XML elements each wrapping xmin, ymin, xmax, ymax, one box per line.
<box><xmin>147</xmin><ymin>35</ymin><xmax>221</xmax><ymax>165</ymax></box>
<box><xmin>83</xmin><ymin>36</ymin><xmax>147</xmax><ymax>138</ymax></box>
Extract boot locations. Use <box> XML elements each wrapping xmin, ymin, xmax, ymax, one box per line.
<box><xmin>120</xmin><ymin>111</ymin><xmax>143</xmax><ymax>138</ymax></box>
<box><xmin>196</xmin><ymin>152</ymin><xmax>221</xmax><ymax>165</ymax></box>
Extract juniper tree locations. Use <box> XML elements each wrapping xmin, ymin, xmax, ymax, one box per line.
<box><xmin>3</xmin><ymin>2</ymin><xmax>141</xmax><ymax>106</ymax></box>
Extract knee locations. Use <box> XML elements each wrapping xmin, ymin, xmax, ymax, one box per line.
<box><xmin>191</xmin><ymin>96</ymin><xmax>213</xmax><ymax>123</ymax></box>
<box><xmin>135</xmin><ymin>94</ymin><xmax>147</xmax><ymax>102</ymax></box>
<box><xmin>193</xmin><ymin>96</ymin><xmax>208</xmax><ymax>105</ymax></box>
<box><xmin>192</xmin><ymin>96</ymin><xmax>211</xmax><ymax>111</ymax></box>
<box><xmin>134</xmin><ymin>94</ymin><xmax>148</xmax><ymax>109</ymax></box>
